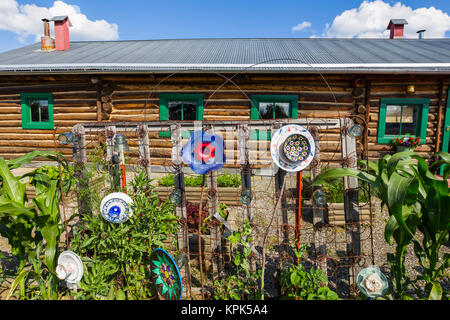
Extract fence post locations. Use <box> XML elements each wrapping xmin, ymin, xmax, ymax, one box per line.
<box><xmin>238</xmin><ymin>124</ymin><xmax>252</xmax><ymax>221</ymax></box>
<box><xmin>340</xmin><ymin>118</ymin><xmax>361</xmax><ymax>296</ymax></box>
<box><xmin>137</xmin><ymin>124</ymin><xmax>151</xmax><ymax>177</ymax></box>
<box><xmin>105</xmin><ymin>125</ymin><xmax>116</xmax><ymax>161</ymax></box>
<box><xmin>309</xmin><ymin>126</ymin><xmax>328</xmax><ymax>276</ymax></box>
<box><xmin>170</xmin><ymin>124</ymin><xmax>191</xmax><ymax>299</ymax></box>
<box><xmin>72</xmin><ymin>124</ymin><xmax>90</xmax><ymax>216</ymax></box>
<box><xmin>204</xmin><ymin>124</ymin><xmax>222</xmax><ymax>280</ymax></box>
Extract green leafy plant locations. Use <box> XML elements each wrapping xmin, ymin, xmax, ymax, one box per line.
<box><xmin>280</xmin><ymin>244</ymin><xmax>340</xmax><ymax>300</ymax></box>
<box><xmin>313</xmin><ymin>151</ymin><xmax>450</xmax><ymax>300</ymax></box>
<box><xmin>213</xmin><ymin>219</ymin><xmax>261</xmax><ymax>300</ymax></box>
<box><xmin>0</xmin><ymin>151</ymin><xmax>69</xmax><ymax>300</ymax></box>
<box><xmin>70</xmin><ymin>168</ymin><xmax>178</xmax><ymax>300</ymax></box>
<box><xmin>158</xmin><ymin>173</ymin><xmax>241</xmax><ymax>188</ymax></box>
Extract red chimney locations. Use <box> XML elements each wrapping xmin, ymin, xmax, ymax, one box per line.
<box><xmin>50</xmin><ymin>16</ymin><xmax>72</xmax><ymax>50</ymax></box>
<box><xmin>387</xmin><ymin>19</ymin><xmax>408</xmax><ymax>39</ymax></box>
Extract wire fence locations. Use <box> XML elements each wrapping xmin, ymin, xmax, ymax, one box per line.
<box><xmin>62</xmin><ymin>118</ymin><xmax>376</xmax><ymax>299</ymax></box>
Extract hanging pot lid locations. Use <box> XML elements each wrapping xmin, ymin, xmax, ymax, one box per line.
<box><xmin>100</xmin><ymin>192</ymin><xmax>134</xmax><ymax>223</ymax></box>
<box><xmin>150</xmin><ymin>248</ymin><xmax>183</xmax><ymax>300</ymax></box>
<box><xmin>56</xmin><ymin>250</ymin><xmax>84</xmax><ymax>286</ymax></box>
<box><xmin>270</xmin><ymin>124</ymin><xmax>315</xmax><ymax>172</ymax></box>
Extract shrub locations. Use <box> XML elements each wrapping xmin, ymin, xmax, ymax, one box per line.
<box><xmin>157</xmin><ymin>173</ymin><xmax>241</xmax><ymax>188</ymax></box>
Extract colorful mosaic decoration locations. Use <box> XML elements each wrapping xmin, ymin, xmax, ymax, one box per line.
<box><xmin>100</xmin><ymin>192</ymin><xmax>133</xmax><ymax>223</ymax></box>
<box><xmin>150</xmin><ymin>248</ymin><xmax>183</xmax><ymax>300</ymax></box>
<box><xmin>282</xmin><ymin>134</ymin><xmax>311</xmax><ymax>162</ymax></box>
<box><xmin>270</xmin><ymin>124</ymin><xmax>315</xmax><ymax>172</ymax></box>
<box><xmin>181</xmin><ymin>130</ymin><xmax>226</xmax><ymax>175</ymax></box>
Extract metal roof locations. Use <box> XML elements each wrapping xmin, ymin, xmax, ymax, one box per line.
<box><xmin>0</xmin><ymin>38</ymin><xmax>449</xmax><ymax>74</ymax></box>
<box><xmin>388</xmin><ymin>19</ymin><xmax>408</xmax><ymax>25</ymax></box>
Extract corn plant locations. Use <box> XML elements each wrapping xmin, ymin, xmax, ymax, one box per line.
<box><xmin>313</xmin><ymin>151</ymin><xmax>450</xmax><ymax>300</ymax></box>
<box><xmin>0</xmin><ymin>151</ymin><xmax>69</xmax><ymax>299</ymax></box>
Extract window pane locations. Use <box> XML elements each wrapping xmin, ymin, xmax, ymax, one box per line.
<box><xmin>259</xmin><ymin>102</ymin><xmax>274</xmax><ymax>119</ymax></box>
<box><xmin>168</xmin><ymin>101</ymin><xmax>182</xmax><ymax>120</ymax></box>
<box><xmin>385</xmin><ymin>105</ymin><xmax>402</xmax><ymax>135</ymax></box>
<box><xmin>39</xmin><ymin>100</ymin><xmax>49</xmax><ymax>122</ymax></box>
<box><xmin>275</xmin><ymin>102</ymin><xmax>290</xmax><ymax>119</ymax></box>
<box><xmin>182</xmin><ymin>102</ymin><xmax>197</xmax><ymax>120</ymax></box>
<box><xmin>30</xmin><ymin>100</ymin><xmax>41</xmax><ymax>122</ymax></box>
<box><xmin>400</xmin><ymin>105</ymin><xmax>418</xmax><ymax>135</ymax></box>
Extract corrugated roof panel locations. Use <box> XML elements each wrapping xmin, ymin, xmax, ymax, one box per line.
<box><xmin>0</xmin><ymin>38</ymin><xmax>449</xmax><ymax>73</ymax></box>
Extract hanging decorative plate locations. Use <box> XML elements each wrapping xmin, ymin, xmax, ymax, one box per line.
<box><xmin>100</xmin><ymin>192</ymin><xmax>134</xmax><ymax>223</ymax></box>
<box><xmin>181</xmin><ymin>130</ymin><xmax>226</xmax><ymax>175</ymax></box>
<box><xmin>150</xmin><ymin>248</ymin><xmax>183</xmax><ymax>300</ymax></box>
<box><xmin>270</xmin><ymin>124</ymin><xmax>315</xmax><ymax>172</ymax></box>
<box><xmin>356</xmin><ymin>266</ymin><xmax>389</xmax><ymax>298</ymax></box>
<box><xmin>55</xmin><ymin>251</ymin><xmax>84</xmax><ymax>288</ymax></box>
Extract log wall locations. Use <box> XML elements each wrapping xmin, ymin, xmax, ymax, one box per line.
<box><xmin>0</xmin><ymin>73</ymin><xmax>448</xmax><ymax>169</ymax></box>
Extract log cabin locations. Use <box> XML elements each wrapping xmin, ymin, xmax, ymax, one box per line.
<box><xmin>0</xmin><ymin>16</ymin><xmax>449</xmax><ymax>172</ymax></box>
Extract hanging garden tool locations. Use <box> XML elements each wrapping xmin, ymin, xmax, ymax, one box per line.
<box><xmin>150</xmin><ymin>248</ymin><xmax>183</xmax><ymax>300</ymax></box>
<box><xmin>270</xmin><ymin>124</ymin><xmax>316</xmax><ymax>252</ymax></box>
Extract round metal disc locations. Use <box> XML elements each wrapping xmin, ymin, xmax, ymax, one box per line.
<box><xmin>56</xmin><ymin>250</ymin><xmax>84</xmax><ymax>285</ymax></box>
<box><xmin>150</xmin><ymin>248</ymin><xmax>183</xmax><ymax>300</ymax></box>
<box><xmin>100</xmin><ymin>192</ymin><xmax>134</xmax><ymax>223</ymax></box>
<box><xmin>270</xmin><ymin>124</ymin><xmax>315</xmax><ymax>172</ymax></box>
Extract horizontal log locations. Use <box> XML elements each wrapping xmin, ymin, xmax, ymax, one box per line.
<box><xmin>0</xmin><ymin>83</ymin><xmax>95</xmax><ymax>94</ymax></box>
<box><xmin>114</xmin><ymin>83</ymin><xmax>351</xmax><ymax>92</ymax></box>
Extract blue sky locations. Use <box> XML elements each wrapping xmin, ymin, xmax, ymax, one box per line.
<box><xmin>0</xmin><ymin>0</ymin><xmax>449</xmax><ymax>53</ymax></box>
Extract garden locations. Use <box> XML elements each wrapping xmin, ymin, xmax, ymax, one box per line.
<box><xmin>0</xmin><ymin>129</ymin><xmax>448</xmax><ymax>300</ymax></box>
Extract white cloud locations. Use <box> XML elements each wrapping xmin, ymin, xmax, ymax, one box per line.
<box><xmin>292</xmin><ymin>21</ymin><xmax>312</xmax><ymax>32</ymax></box>
<box><xmin>323</xmin><ymin>0</ymin><xmax>450</xmax><ymax>38</ymax></box>
<box><xmin>0</xmin><ymin>0</ymin><xmax>119</xmax><ymax>43</ymax></box>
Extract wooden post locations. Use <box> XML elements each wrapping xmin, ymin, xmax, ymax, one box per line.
<box><xmin>238</xmin><ymin>124</ymin><xmax>252</xmax><ymax>221</ymax></box>
<box><xmin>238</xmin><ymin>123</ymin><xmax>257</xmax><ymax>271</ymax></box>
<box><xmin>170</xmin><ymin>124</ymin><xmax>191</xmax><ymax>299</ymax></box>
<box><xmin>340</xmin><ymin>118</ymin><xmax>361</xmax><ymax>296</ymax></box>
<box><xmin>137</xmin><ymin>124</ymin><xmax>151</xmax><ymax>177</ymax></box>
<box><xmin>72</xmin><ymin>124</ymin><xmax>90</xmax><ymax>216</ymax></box>
<box><xmin>105</xmin><ymin>125</ymin><xmax>116</xmax><ymax>161</ymax></box>
<box><xmin>309</xmin><ymin>126</ymin><xmax>327</xmax><ymax>276</ymax></box>
<box><xmin>205</xmin><ymin>125</ymin><xmax>222</xmax><ymax>279</ymax></box>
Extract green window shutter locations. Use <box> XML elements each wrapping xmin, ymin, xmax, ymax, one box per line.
<box><xmin>442</xmin><ymin>89</ymin><xmax>450</xmax><ymax>153</ymax></box>
<box><xmin>250</xmin><ymin>95</ymin><xmax>299</xmax><ymax>141</ymax></box>
<box><xmin>250</xmin><ymin>99</ymin><xmax>260</xmax><ymax>120</ymax></box>
<box><xmin>377</xmin><ymin>98</ymin><xmax>430</xmax><ymax>144</ymax></box>
<box><xmin>21</xmin><ymin>93</ymin><xmax>54</xmax><ymax>130</ymax></box>
<box><xmin>440</xmin><ymin>89</ymin><xmax>450</xmax><ymax>175</ymax></box>
<box><xmin>159</xmin><ymin>97</ymin><xmax>169</xmax><ymax>121</ymax></box>
<box><xmin>290</xmin><ymin>99</ymin><xmax>299</xmax><ymax>119</ymax></box>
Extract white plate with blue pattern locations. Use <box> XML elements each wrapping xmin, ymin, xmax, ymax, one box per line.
<box><xmin>100</xmin><ymin>192</ymin><xmax>134</xmax><ymax>223</ymax></box>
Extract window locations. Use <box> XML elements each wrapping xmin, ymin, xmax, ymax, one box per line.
<box><xmin>377</xmin><ymin>98</ymin><xmax>429</xmax><ymax>143</ymax></box>
<box><xmin>250</xmin><ymin>95</ymin><xmax>298</xmax><ymax>140</ymax></box>
<box><xmin>21</xmin><ymin>93</ymin><xmax>54</xmax><ymax>129</ymax></box>
<box><xmin>159</xmin><ymin>94</ymin><xmax>204</xmax><ymax>137</ymax></box>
